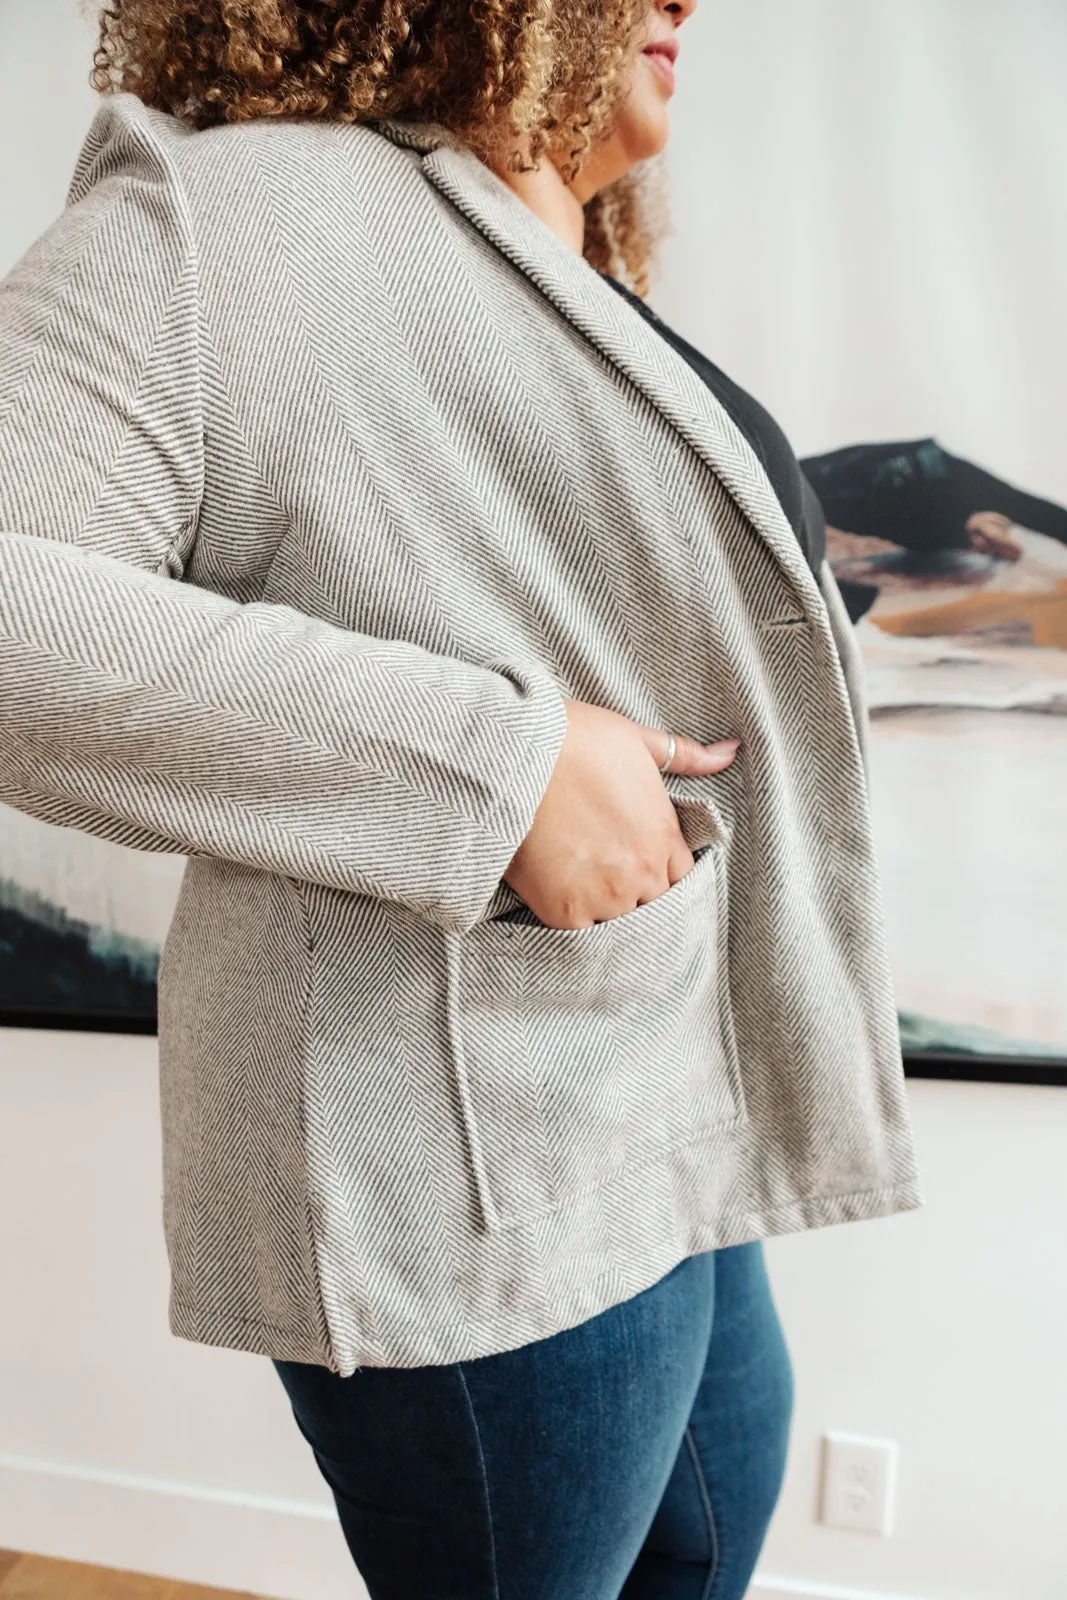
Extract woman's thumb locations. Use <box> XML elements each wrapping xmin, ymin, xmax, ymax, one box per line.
<box><xmin>638</xmin><ymin>725</ymin><xmax>741</xmax><ymax>775</ymax></box>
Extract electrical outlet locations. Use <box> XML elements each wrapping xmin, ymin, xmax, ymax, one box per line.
<box><xmin>819</xmin><ymin>1432</ymin><xmax>899</xmax><ymax>1535</ymax></box>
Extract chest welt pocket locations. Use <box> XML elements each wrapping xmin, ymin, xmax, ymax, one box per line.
<box><xmin>445</xmin><ymin>800</ymin><xmax>746</xmax><ymax>1234</ymax></box>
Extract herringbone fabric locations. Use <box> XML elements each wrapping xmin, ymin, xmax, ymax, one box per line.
<box><xmin>0</xmin><ymin>94</ymin><xmax>922</xmax><ymax>1374</ymax></box>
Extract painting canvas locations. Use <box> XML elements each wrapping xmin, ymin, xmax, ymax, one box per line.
<box><xmin>806</xmin><ymin>438</ymin><xmax>1067</xmax><ymax>1072</ymax></box>
<box><xmin>0</xmin><ymin>811</ymin><xmax>183</xmax><ymax>1029</ymax></box>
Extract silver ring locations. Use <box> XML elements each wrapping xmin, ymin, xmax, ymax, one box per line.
<box><xmin>657</xmin><ymin>733</ymin><xmax>676</xmax><ymax>773</ymax></box>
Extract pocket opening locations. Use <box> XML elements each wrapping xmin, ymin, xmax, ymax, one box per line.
<box><xmin>448</xmin><ymin>837</ymin><xmax>746</xmax><ymax>1233</ymax></box>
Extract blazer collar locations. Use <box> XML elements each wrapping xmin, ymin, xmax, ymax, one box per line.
<box><xmin>375</xmin><ymin>120</ymin><xmax>823</xmax><ymax>616</ymax></box>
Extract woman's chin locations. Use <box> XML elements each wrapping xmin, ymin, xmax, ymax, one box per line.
<box><xmin>616</xmin><ymin>106</ymin><xmax>672</xmax><ymax>167</ymax></box>
<box><xmin>636</xmin><ymin>117</ymin><xmax>672</xmax><ymax>163</ymax></box>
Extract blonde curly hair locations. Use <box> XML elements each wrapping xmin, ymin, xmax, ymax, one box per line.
<box><xmin>90</xmin><ymin>0</ymin><xmax>666</xmax><ymax>293</ymax></box>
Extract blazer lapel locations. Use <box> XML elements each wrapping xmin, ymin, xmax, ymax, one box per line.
<box><xmin>376</xmin><ymin>120</ymin><xmax>825</xmax><ymax>619</ymax></box>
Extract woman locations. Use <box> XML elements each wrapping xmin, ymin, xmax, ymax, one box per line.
<box><xmin>0</xmin><ymin>1</ymin><xmax>922</xmax><ymax>1594</ymax></box>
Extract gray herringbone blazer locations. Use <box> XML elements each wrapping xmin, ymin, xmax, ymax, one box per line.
<box><xmin>0</xmin><ymin>93</ymin><xmax>922</xmax><ymax>1374</ymax></box>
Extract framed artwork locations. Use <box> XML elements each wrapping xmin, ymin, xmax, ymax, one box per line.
<box><xmin>802</xmin><ymin>439</ymin><xmax>1067</xmax><ymax>1087</ymax></box>
<box><xmin>0</xmin><ymin>811</ymin><xmax>182</xmax><ymax>1035</ymax></box>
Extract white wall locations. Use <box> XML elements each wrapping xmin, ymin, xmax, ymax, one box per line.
<box><xmin>760</xmin><ymin>1083</ymin><xmax>1067</xmax><ymax>1600</ymax></box>
<box><xmin>2</xmin><ymin>5</ymin><xmax>1067</xmax><ymax>1600</ymax></box>
<box><xmin>0</xmin><ymin>1030</ymin><xmax>356</xmax><ymax>1600</ymax></box>
<box><xmin>657</xmin><ymin>0</ymin><xmax>1067</xmax><ymax>505</ymax></box>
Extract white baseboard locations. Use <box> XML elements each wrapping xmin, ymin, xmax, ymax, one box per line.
<box><xmin>750</xmin><ymin>1579</ymin><xmax>935</xmax><ymax>1600</ymax></box>
<box><xmin>0</xmin><ymin>1454</ymin><xmax>935</xmax><ymax>1600</ymax></box>
<box><xmin>0</xmin><ymin>1452</ymin><xmax>362</xmax><ymax>1600</ymax></box>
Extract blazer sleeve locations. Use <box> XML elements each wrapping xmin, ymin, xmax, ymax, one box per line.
<box><xmin>0</xmin><ymin>99</ymin><xmax>569</xmax><ymax>936</ymax></box>
<box><xmin>818</xmin><ymin>556</ymin><xmax>872</xmax><ymax>779</ymax></box>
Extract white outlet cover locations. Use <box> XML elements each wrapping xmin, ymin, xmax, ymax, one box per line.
<box><xmin>820</xmin><ymin>1431</ymin><xmax>899</xmax><ymax>1536</ymax></box>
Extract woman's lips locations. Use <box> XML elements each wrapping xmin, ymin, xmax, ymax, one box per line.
<box><xmin>642</xmin><ymin>43</ymin><xmax>678</xmax><ymax>93</ymax></box>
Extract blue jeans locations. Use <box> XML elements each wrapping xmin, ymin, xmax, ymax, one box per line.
<box><xmin>273</xmin><ymin>1241</ymin><xmax>794</xmax><ymax>1600</ymax></box>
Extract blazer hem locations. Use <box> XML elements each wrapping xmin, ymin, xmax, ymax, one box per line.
<box><xmin>167</xmin><ymin>1176</ymin><xmax>924</xmax><ymax>1376</ymax></box>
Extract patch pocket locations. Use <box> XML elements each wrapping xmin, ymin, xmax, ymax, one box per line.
<box><xmin>446</xmin><ymin>800</ymin><xmax>746</xmax><ymax>1233</ymax></box>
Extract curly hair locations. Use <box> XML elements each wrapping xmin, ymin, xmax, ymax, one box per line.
<box><xmin>89</xmin><ymin>0</ymin><xmax>666</xmax><ymax>292</ymax></box>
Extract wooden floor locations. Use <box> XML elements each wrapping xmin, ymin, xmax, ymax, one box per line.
<box><xmin>0</xmin><ymin>1551</ymin><xmax>274</xmax><ymax>1600</ymax></box>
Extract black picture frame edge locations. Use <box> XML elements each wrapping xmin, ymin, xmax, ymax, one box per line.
<box><xmin>1</xmin><ymin>1009</ymin><xmax>158</xmax><ymax>1036</ymax></box>
<box><xmin>901</xmin><ymin>1051</ymin><xmax>1066</xmax><ymax>1087</ymax></box>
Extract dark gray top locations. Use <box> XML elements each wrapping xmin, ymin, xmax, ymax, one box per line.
<box><xmin>601</xmin><ymin>273</ymin><xmax>827</xmax><ymax>577</ymax></box>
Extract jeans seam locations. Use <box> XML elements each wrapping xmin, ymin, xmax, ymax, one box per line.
<box><xmin>683</xmin><ymin>1423</ymin><xmax>720</xmax><ymax>1600</ymax></box>
<box><xmin>456</xmin><ymin>1361</ymin><xmax>502</xmax><ymax>1600</ymax></box>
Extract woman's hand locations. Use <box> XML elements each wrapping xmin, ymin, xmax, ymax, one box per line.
<box><xmin>503</xmin><ymin>697</ymin><xmax>741</xmax><ymax>929</ymax></box>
